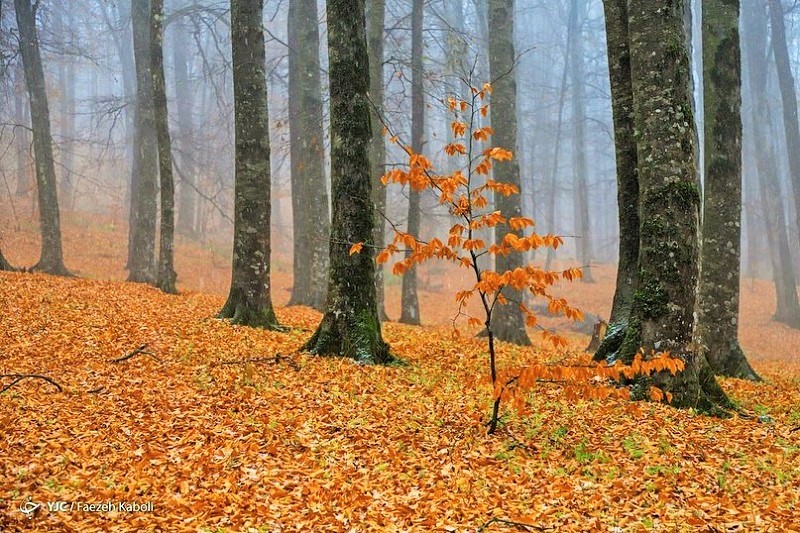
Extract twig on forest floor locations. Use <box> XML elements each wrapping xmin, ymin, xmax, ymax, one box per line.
<box><xmin>0</xmin><ymin>374</ymin><xmax>63</xmax><ymax>395</ymax></box>
<box><xmin>109</xmin><ymin>344</ymin><xmax>161</xmax><ymax>364</ymax></box>
<box><xmin>211</xmin><ymin>353</ymin><xmax>300</xmax><ymax>371</ymax></box>
<box><xmin>87</xmin><ymin>387</ymin><xmax>104</xmax><ymax>394</ymax></box>
<box><xmin>476</xmin><ymin>516</ymin><xmax>553</xmax><ymax>532</ymax></box>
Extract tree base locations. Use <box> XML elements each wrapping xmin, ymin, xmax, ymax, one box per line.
<box><xmin>303</xmin><ymin>309</ymin><xmax>392</xmax><ymax>364</ymax></box>
<box><xmin>592</xmin><ymin>321</ymin><xmax>627</xmax><ymax>362</ymax></box>
<box><xmin>218</xmin><ymin>294</ymin><xmax>280</xmax><ymax>329</ymax></box>
<box><xmin>709</xmin><ymin>344</ymin><xmax>761</xmax><ymax>382</ymax></box>
<box><xmin>32</xmin><ymin>260</ymin><xmax>72</xmax><ymax>277</ymax></box>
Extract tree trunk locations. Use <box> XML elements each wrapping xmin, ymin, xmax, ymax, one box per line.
<box><xmin>399</xmin><ymin>0</ymin><xmax>423</xmax><ymax>325</ymax></box>
<box><xmin>287</xmin><ymin>0</ymin><xmax>330</xmax><ymax>310</ymax></box>
<box><xmin>486</xmin><ymin>0</ymin><xmax>530</xmax><ymax>345</ymax></box>
<box><xmin>619</xmin><ymin>0</ymin><xmax>729</xmax><ymax>411</ymax></box>
<box><xmin>56</xmin><ymin>7</ymin><xmax>75</xmax><ymax>209</ymax></box>
<box><xmin>0</xmin><ymin>247</ymin><xmax>15</xmax><ymax>272</ymax></box>
<box><xmin>303</xmin><ymin>0</ymin><xmax>391</xmax><ymax>363</ymax></box>
<box><xmin>14</xmin><ymin>0</ymin><xmax>69</xmax><ymax>276</ymax></box>
<box><xmin>569</xmin><ymin>0</ymin><xmax>593</xmax><ymax>282</ymax></box>
<box><xmin>172</xmin><ymin>21</ymin><xmax>198</xmax><ymax>239</ymax></box>
<box><xmin>741</xmin><ymin>0</ymin><xmax>800</xmax><ymax>328</ymax></box>
<box><xmin>768</xmin><ymin>0</ymin><xmax>800</xmax><ymax>244</ymax></box>
<box><xmin>219</xmin><ymin>0</ymin><xmax>279</xmax><ymax>328</ymax></box>
<box><xmin>698</xmin><ymin>0</ymin><xmax>759</xmax><ymax>380</ymax></box>
<box><xmin>13</xmin><ymin>65</ymin><xmax>32</xmax><ymax>198</ymax></box>
<box><xmin>150</xmin><ymin>0</ymin><xmax>177</xmax><ymax>294</ymax></box>
<box><xmin>367</xmin><ymin>0</ymin><xmax>389</xmax><ymax>321</ymax></box>
<box><xmin>128</xmin><ymin>0</ymin><xmax>159</xmax><ymax>284</ymax></box>
<box><xmin>594</xmin><ymin>0</ymin><xmax>640</xmax><ymax>362</ymax></box>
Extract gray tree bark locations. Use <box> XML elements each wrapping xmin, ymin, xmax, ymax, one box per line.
<box><xmin>486</xmin><ymin>0</ymin><xmax>530</xmax><ymax>345</ymax></box>
<box><xmin>219</xmin><ymin>0</ymin><xmax>279</xmax><ymax>328</ymax></box>
<box><xmin>618</xmin><ymin>0</ymin><xmax>729</xmax><ymax>410</ymax></box>
<box><xmin>367</xmin><ymin>0</ymin><xmax>389</xmax><ymax>320</ymax></box>
<box><xmin>13</xmin><ymin>64</ymin><xmax>32</xmax><ymax>197</ymax></box>
<box><xmin>172</xmin><ymin>20</ymin><xmax>198</xmax><ymax>239</ymax></box>
<box><xmin>14</xmin><ymin>0</ymin><xmax>69</xmax><ymax>275</ymax></box>
<box><xmin>698</xmin><ymin>0</ymin><xmax>759</xmax><ymax>380</ymax></box>
<box><xmin>303</xmin><ymin>0</ymin><xmax>391</xmax><ymax>363</ymax></box>
<box><xmin>56</xmin><ymin>7</ymin><xmax>75</xmax><ymax>208</ymax></box>
<box><xmin>128</xmin><ymin>0</ymin><xmax>159</xmax><ymax>284</ymax></box>
<box><xmin>150</xmin><ymin>0</ymin><xmax>177</xmax><ymax>294</ymax></box>
<box><xmin>594</xmin><ymin>0</ymin><xmax>640</xmax><ymax>362</ymax></box>
<box><xmin>287</xmin><ymin>0</ymin><xmax>330</xmax><ymax>310</ymax></box>
<box><xmin>399</xmin><ymin>0</ymin><xmax>423</xmax><ymax>325</ymax></box>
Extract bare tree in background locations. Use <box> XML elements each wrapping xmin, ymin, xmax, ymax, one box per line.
<box><xmin>14</xmin><ymin>0</ymin><xmax>69</xmax><ymax>275</ymax></box>
<box><xmin>150</xmin><ymin>0</ymin><xmax>177</xmax><ymax>294</ymax></box>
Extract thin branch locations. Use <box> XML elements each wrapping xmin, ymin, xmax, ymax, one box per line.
<box><xmin>0</xmin><ymin>374</ymin><xmax>63</xmax><ymax>394</ymax></box>
<box><xmin>109</xmin><ymin>344</ymin><xmax>161</xmax><ymax>364</ymax></box>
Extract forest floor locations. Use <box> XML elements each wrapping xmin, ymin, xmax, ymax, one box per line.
<box><xmin>1</xmin><ymin>211</ymin><xmax>800</xmax><ymax>531</ymax></box>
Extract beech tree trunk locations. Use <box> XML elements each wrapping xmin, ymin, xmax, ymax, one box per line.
<box><xmin>741</xmin><ymin>0</ymin><xmax>800</xmax><ymax>328</ymax></box>
<box><xmin>618</xmin><ymin>0</ymin><xmax>729</xmax><ymax>410</ymax></box>
<box><xmin>486</xmin><ymin>0</ymin><xmax>530</xmax><ymax>345</ymax></box>
<box><xmin>219</xmin><ymin>0</ymin><xmax>279</xmax><ymax>328</ymax></box>
<box><xmin>367</xmin><ymin>0</ymin><xmax>389</xmax><ymax>321</ymax></box>
<box><xmin>594</xmin><ymin>0</ymin><xmax>640</xmax><ymax>362</ymax></box>
<box><xmin>150</xmin><ymin>0</ymin><xmax>177</xmax><ymax>294</ymax></box>
<box><xmin>287</xmin><ymin>0</ymin><xmax>330</xmax><ymax>310</ymax></box>
<box><xmin>172</xmin><ymin>21</ymin><xmax>198</xmax><ymax>239</ymax></box>
<box><xmin>56</xmin><ymin>8</ymin><xmax>75</xmax><ymax>208</ymax></box>
<box><xmin>698</xmin><ymin>0</ymin><xmax>759</xmax><ymax>380</ymax></box>
<box><xmin>13</xmin><ymin>65</ymin><xmax>33</xmax><ymax>198</ymax></box>
<box><xmin>303</xmin><ymin>0</ymin><xmax>390</xmax><ymax>363</ymax></box>
<box><xmin>14</xmin><ymin>0</ymin><xmax>69</xmax><ymax>276</ymax></box>
<box><xmin>128</xmin><ymin>0</ymin><xmax>159</xmax><ymax>284</ymax></box>
<box><xmin>399</xmin><ymin>0</ymin><xmax>423</xmax><ymax>325</ymax></box>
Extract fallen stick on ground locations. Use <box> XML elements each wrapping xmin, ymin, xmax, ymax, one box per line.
<box><xmin>0</xmin><ymin>374</ymin><xmax>63</xmax><ymax>394</ymax></box>
<box><xmin>109</xmin><ymin>344</ymin><xmax>162</xmax><ymax>364</ymax></box>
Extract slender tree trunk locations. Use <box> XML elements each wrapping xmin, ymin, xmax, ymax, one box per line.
<box><xmin>150</xmin><ymin>0</ymin><xmax>177</xmax><ymax>293</ymax></box>
<box><xmin>400</xmin><ymin>0</ymin><xmax>424</xmax><ymax>325</ymax></box>
<box><xmin>303</xmin><ymin>0</ymin><xmax>391</xmax><ymax>363</ymax></box>
<box><xmin>569</xmin><ymin>0</ymin><xmax>593</xmax><ymax>282</ymax></box>
<box><xmin>128</xmin><ymin>0</ymin><xmax>159</xmax><ymax>284</ymax></box>
<box><xmin>14</xmin><ymin>0</ymin><xmax>69</xmax><ymax>276</ymax></box>
<box><xmin>56</xmin><ymin>8</ymin><xmax>75</xmax><ymax>209</ymax></box>
<box><xmin>698</xmin><ymin>0</ymin><xmax>759</xmax><ymax>380</ymax></box>
<box><xmin>619</xmin><ymin>0</ymin><xmax>729</xmax><ymax>410</ymax></box>
<box><xmin>219</xmin><ymin>0</ymin><xmax>279</xmax><ymax>328</ymax></box>
<box><xmin>768</xmin><ymin>0</ymin><xmax>800</xmax><ymax>243</ymax></box>
<box><xmin>742</xmin><ymin>0</ymin><xmax>800</xmax><ymax>328</ymax></box>
<box><xmin>594</xmin><ymin>0</ymin><xmax>640</xmax><ymax>361</ymax></box>
<box><xmin>287</xmin><ymin>0</ymin><xmax>330</xmax><ymax>310</ymax></box>
<box><xmin>14</xmin><ymin>65</ymin><xmax>32</xmax><ymax>198</ymax></box>
<box><xmin>172</xmin><ymin>22</ymin><xmax>198</xmax><ymax>239</ymax></box>
<box><xmin>367</xmin><ymin>0</ymin><xmax>389</xmax><ymax>321</ymax></box>
<box><xmin>486</xmin><ymin>0</ymin><xmax>530</xmax><ymax>345</ymax></box>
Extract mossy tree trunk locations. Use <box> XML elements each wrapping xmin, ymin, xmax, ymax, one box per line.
<box><xmin>619</xmin><ymin>0</ymin><xmax>729</xmax><ymax>410</ymax></box>
<box><xmin>741</xmin><ymin>0</ymin><xmax>800</xmax><ymax>328</ymax></box>
<box><xmin>594</xmin><ymin>0</ymin><xmax>640</xmax><ymax>362</ymax></box>
<box><xmin>219</xmin><ymin>0</ymin><xmax>280</xmax><ymax>329</ymax></box>
<box><xmin>14</xmin><ymin>0</ymin><xmax>69</xmax><ymax>276</ymax></box>
<box><xmin>399</xmin><ymin>0</ymin><xmax>423</xmax><ymax>326</ymax></box>
<box><xmin>367</xmin><ymin>0</ymin><xmax>389</xmax><ymax>321</ymax></box>
<box><xmin>486</xmin><ymin>0</ymin><xmax>530</xmax><ymax>345</ymax></box>
<box><xmin>569</xmin><ymin>0</ymin><xmax>594</xmax><ymax>283</ymax></box>
<box><xmin>287</xmin><ymin>0</ymin><xmax>330</xmax><ymax>310</ymax></box>
<box><xmin>303</xmin><ymin>0</ymin><xmax>390</xmax><ymax>364</ymax></box>
<box><xmin>768</xmin><ymin>0</ymin><xmax>800</xmax><ymax>245</ymax></box>
<box><xmin>150</xmin><ymin>0</ymin><xmax>177</xmax><ymax>294</ymax></box>
<box><xmin>128</xmin><ymin>0</ymin><xmax>159</xmax><ymax>284</ymax></box>
<box><xmin>698</xmin><ymin>0</ymin><xmax>759</xmax><ymax>380</ymax></box>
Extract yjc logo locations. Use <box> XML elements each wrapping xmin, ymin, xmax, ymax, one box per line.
<box><xmin>18</xmin><ymin>498</ymin><xmax>41</xmax><ymax>519</ymax></box>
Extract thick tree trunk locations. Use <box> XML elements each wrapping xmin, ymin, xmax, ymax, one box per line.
<box><xmin>150</xmin><ymin>0</ymin><xmax>177</xmax><ymax>294</ymax></box>
<box><xmin>486</xmin><ymin>0</ymin><xmax>530</xmax><ymax>345</ymax></box>
<box><xmin>569</xmin><ymin>0</ymin><xmax>593</xmax><ymax>283</ymax></box>
<box><xmin>768</xmin><ymin>0</ymin><xmax>800</xmax><ymax>244</ymax></box>
<box><xmin>741</xmin><ymin>0</ymin><xmax>800</xmax><ymax>328</ymax></box>
<box><xmin>13</xmin><ymin>65</ymin><xmax>33</xmax><ymax>198</ymax></box>
<box><xmin>619</xmin><ymin>0</ymin><xmax>729</xmax><ymax>411</ymax></box>
<box><xmin>303</xmin><ymin>0</ymin><xmax>390</xmax><ymax>363</ymax></box>
<box><xmin>594</xmin><ymin>0</ymin><xmax>640</xmax><ymax>362</ymax></box>
<box><xmin>698</xmin><ymin>0</ymin><xmax>759</xmax><ymax>380</ymax></box>
<box><xmin>367</xmin><ymin>0</ymin><xmax>389</xmax><ymax>321</ymax></box>
<box><xmin>128</xmin><ymin>0</ymin><xmax>159</xmax><ymax>284</ymax></box>
<box><xmin>14</xmin><ymin>0</ymin><xmax>69</xmax><ymax>276</ymax></box>
<box><xmin>399</xmin><ymin>0</ymin><xmax>423</xmax><ymax>325</ymax></box>
<box><xmin>219</xmin><ymin>0</ymin><xmax>279</xmax><ymax>328</ymax></box>
<box><xmin>287</xmin><ymin>0</ymin><xmax>330</xmax><ymax>310</ymax></box>
<box><xmin>172</xmin><ymin>21</ymin><xmax>198</xmax><ymax>239</ymax></box>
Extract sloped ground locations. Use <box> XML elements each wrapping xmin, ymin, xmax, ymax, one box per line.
<box><xmin>1</xmin><ymin>212</ymin><xmax>800</xmax><ymax>531</ymax></box>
